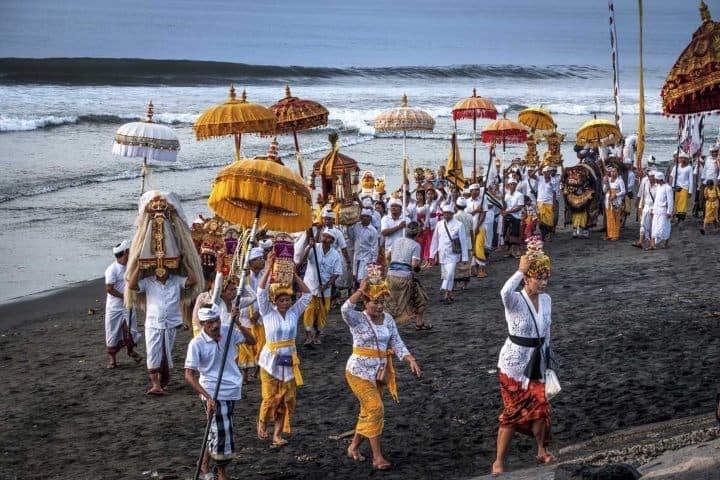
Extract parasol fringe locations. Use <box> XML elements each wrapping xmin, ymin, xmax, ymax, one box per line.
<box><xmin>452</xmin><ymin>109</ymin><xmax>497</xmax><ymax>121</ymax></box>
<box><xmin>194</xmin><ymin>120</ymin><xmax>276</xmax><ymax>140</ymax></box>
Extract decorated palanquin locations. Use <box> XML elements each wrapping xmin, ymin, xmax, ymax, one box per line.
<box><xmin>311</xmin><ymin>132</ymin><xmax>361</xmax><ymax>225</ymax></box>
<box><xmin>269</xmin><ymin>233</ymin><xmax>295</xmax><ymax>298</ymax></box>
<box><xmin>190</xmin><ymin>214</ymin><xmax>243</xmax><ymax>276</ymax></box>
<box><xmin>562</xmin><ymin>160</ymin><xmax>603</xmax><ymax>227</ymax></box>
<box><xmin>542</xmin><ymin>131</ymin><xmax>565</xmax><ymax>169</ymax></box>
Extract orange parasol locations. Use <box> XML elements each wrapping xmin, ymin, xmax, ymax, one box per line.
<box><xmin>270</xmin><ymin>85</ymin><xmax>329</xmax><ymax>178</ymax></box>
<box><xmin>661</xmin><ymin>1</ymin><xmax>720</xmax><ymax>115</ymax></box>
<box><xmin>193</xmin><ymin>85</ymin><xmax>276</xmax><ymax>162</ymax></box>
<box><xmin>452</xmin><ymin>88</ymin><xmax>497</xmax><ymax>181</ymax></box>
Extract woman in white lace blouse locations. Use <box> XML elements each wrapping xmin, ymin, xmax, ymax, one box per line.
<box><xmin>492</xmin><ymin>244</ymin><xmax>555</xmax><ymax>476</ymax></box>
<box><xmin>341</xmin><ymin>277</ymin><xmax>422</xmax><ymax>471</ymax></box>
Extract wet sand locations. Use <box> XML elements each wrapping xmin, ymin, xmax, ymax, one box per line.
<box><xmin>1</xmin><ymin>216</ymin><xmax>719</xmax><ymax>479</ymax></box>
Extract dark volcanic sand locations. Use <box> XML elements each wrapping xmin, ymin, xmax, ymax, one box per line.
<box><xmin>1</xmin><ymin>217</ymin><xmax>719</xmax><ymax>480</ymax></box>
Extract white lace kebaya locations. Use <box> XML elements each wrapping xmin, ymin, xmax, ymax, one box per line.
<box><xmin>498</xmin><ymin>271</ymin><xmax>552</xmax><ymax>389</ymax></box>
<box><xmin>340</xmin><ymin>300</ymin><xmax>410</xmax><ymax>383</ymax></box>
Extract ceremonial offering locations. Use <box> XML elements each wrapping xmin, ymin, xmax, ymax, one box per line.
<box><xmin>365</xmin><ymin>262</ymin><xmax>389</xmax><ymax>300</ymax></box>
<box><xmin>271</xmin><ymin>233</ymin><xmax>295</xmax><ymax>287</ymax></box>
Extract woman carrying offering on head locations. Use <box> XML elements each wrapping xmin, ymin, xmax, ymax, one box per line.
<box><xmin>492</xmin><ymin>236</ymin><xmax>555</xmax><ymax>475</ymax></box>
<box><xmin>341</xmin><ymin>277</ymin><xmax>422</xmax><ymax>471</ymax></box>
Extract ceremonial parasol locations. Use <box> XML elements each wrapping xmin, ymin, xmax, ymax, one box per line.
<box><xmin>575</xmin><ymin>117</ymin><xmax>622</xmax><ymax>147</ymax></box>
<box><xmin>271</xmin><ymin>85</ymin><xmax>329</xmax><ymax>178</ymax></box>
<box><xmin>481</xmin><ymin>113</ymin><xmax>528</xmax><ymax>190</ymax></box>
<box><xmin>112</xmin><ymin>101</ymin><xmax>180</xmax><ymax>194</ymax></box>
<box><xmin>194</xmin><ymin>144</ymin><xmax>312</xmax><ymax>480</ymax></box>
<box><xmin>445</xmin><ymin>131</ymin><xmax>465</xmax><ymax>188</ymax></box>
<box><xmin>375</xmin><ymin>94</ymin><xmax>435</xmax><ymax>229</ymax></box>
<box><xmin>193</xmin><ymin>85</ymin><xmax>276</xmax><ymax>162</ymax></box>
<box><xmin>452</xmin><ymin>88</ymin><xmax>497</xmax><ymax>181</ymax></box>
<box><xmin>661</xmin><ymin>1</ymin><xmax>720</xmax><ymax>115</ymax></box>
<box><xmin>518</xmin><ymin>107</ymin><xmax>556</xmax><ymax>132</ymax></box>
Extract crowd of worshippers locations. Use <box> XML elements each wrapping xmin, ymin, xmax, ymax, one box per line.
<box><xmin>101</xmin><ymin>142</ymin><xmax>719</xmax><ymax>478</ymax></box>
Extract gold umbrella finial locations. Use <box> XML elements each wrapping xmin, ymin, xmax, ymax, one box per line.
<box><xmin>700</xmin><ymin>0</ymin><xmax>711</xmax><ymax>23</ymax></box>
<box><xmin>229</xmin><ymin>84</ymin><xmax>236</xmax><ymax>101</ymax></box>
<box><xmin>329</xmin><ymin>130</ymin><xmax>339</xmax><ymax>147</ymax></box>
<box><xmin>472</xmin><ymin>87</ymin><xmax>477</xmax><ymax>97</ymax></box>
<box><xmin>241</xmin><ymin>89</ymin><xmax>248</xmax><ymax>102</ymax></box>
<box><xmin>401</xmin><ymin>94</ymin><xmax>408</xmax><ymax>107</ymax></box>
<box><xmin>285</xmin><ymin>84</ymin><xmax>292</xmax><ymax>98</ymax></box>
<box><xmin>145</xmin><ymin>101</ymin><xmax>154</xmax><ymax>122</ymax></box>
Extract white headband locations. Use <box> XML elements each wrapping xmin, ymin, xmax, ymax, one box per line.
<box><xmin>198</xmin><ymin>304</ymin><xmax>221</xmax><ymax>322</ymax></box>
<box><xmin>113</xmin><ymin>239</ymin><xmax>131</xmax><ymax>254</ymax></box>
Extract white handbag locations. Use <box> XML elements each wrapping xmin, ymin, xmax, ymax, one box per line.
<box><xmin>544</xmin><ymin>368</ymin><xmax>561</xmax><ymax>400</ymax></box>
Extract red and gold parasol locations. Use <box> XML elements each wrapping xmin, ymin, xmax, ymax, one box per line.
<box><xmin>193</xmin><ymin>85</ymin><xmax>276</xmax><ymax>162</ymax></box>
<box><xmin>661</xmin><ymin>1</ymin><xmax>720</xmax><ymax>115</ymax></box>
<box><xmin>481</xmin><ymin>113</ymin><xmax>528</xmax><ymax>148</ymax></box>
<box><xmin>270</xmin><ymin>85</ymin><xmax>329</xmax><ymax>178</ymax></box>
<box><xmin>452</xmin><ymin>88</ymin><xmax>497</xmax><ymax>181</ymax></box>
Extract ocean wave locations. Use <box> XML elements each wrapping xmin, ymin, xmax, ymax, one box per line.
<box><xmin>0</xmin><ymin>136</ymin><xmax>374</xmax><ymax>204</ymax></box>
<box><xmin>0</xmin><ymin>58</ymin><xmax>606</xmax><ymax>86</ymax></box>
<box><xmin>0</xmin><ymin>113</ymin><xmax>198</xmax><ymax>132</ymax></box>
<box><xmin>0</xmin><ymin>115</ymin><xmax>78</xmax><ymax>132</ymax></box>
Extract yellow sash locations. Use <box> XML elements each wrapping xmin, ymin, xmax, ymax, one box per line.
<box><xmin>352</xmin><ymin>346</ymin><xmax>398</xmax><ymax>402</ymax></box>
<box><xmin>266</xmin><ymin>339</ymin><xmax>303</xmax><ymax>386</ymax></box>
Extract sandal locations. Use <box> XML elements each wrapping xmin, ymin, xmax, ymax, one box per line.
<box><xmin>270</xmin><ymin>438</ymin><xmax>289</xmax><ymax>448</ymax></box>
<box><xmin>347</xmin><ymin>447</ymin><xmax>366</xmax><ymax>462</ymax></box>
<box><xmin>372</xmin><ymin>461</ymin><xmax>392</xmax><ymax>470</ymax></box>
<box><xmin>536</xmin><ymin>452</ymin><xmax>556</xmax><ymax>464</ymax></box>
<box><xmin>415</xmin><ymin>324</ymin><xmax>434</xmax><ymax>331</ymax></box>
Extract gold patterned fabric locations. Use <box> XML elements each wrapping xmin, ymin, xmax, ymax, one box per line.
<box><xmin>345</xmin><ymin>371</ymin><xmax>385</xmax><ymax>438</ymax></box>
<box><xmin>271</xmin><ymin>85</ymin><xmax>329</xmax><ymax>134</ymax></box>
<box><xmin>259</xmin><ymin>368</ymin><xmax>297</xmax><ymax>433</ymax></box>
<box><xmin>662</xmin><ymin>2</ymin><xmax>720</xmax><ymax>114</ymax></box>
<box><xmin>193</xmin><ymin>86</ymin><xmax>276</xmax><ymax>139</ymax></box>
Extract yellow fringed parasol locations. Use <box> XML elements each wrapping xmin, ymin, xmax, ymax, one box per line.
<box><xmin>575</xmin><ymin>117</ymin><xmax>622</xmax><ymax>147</ymax></box>
<box><xmin>661</xmin><ymin>1</ymin><xmax>720</xmax><ymax>115</ymax></box>
<box><xmin>271</xmin><ymin>85</ymin><xmax>329</xmax><ymax>178</ymax></box>
<box><xmin>193</xmin><ymin>85</ymin><xmax>277</xmax><ymax>162</ymax></box>
<box><xmin>208</xmin><ymin>152</ymin><xmax>313</xmax><ymax>233</ymax></box>
<box><xmin>518</xmin><ymin>107</ymin><xmax>556</xmax><ymax>132</ymax></box>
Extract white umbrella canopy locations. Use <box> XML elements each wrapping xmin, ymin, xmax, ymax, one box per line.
<box><xmin>112</xmin><ymin>101</ymin><xmax>180</xmax><ymax>193</ymax></box>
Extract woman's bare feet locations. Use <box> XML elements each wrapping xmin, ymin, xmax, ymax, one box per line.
<box><xmin>145</xmin><ymin>385</ymin><xmax>164</xmax><ymax>395</ymax></box>
<box><xmin>372</xmin><ymin>456</ymin><xmax>392</xmax><ymax>470</ymax></box>
<box><xmin>491</xmin><ymin>460</ymin><xmax>504</xmax><ymax>476</ymax></box>
<box><xmin>347</xmin><ymin>446</ymin><xmax>366</xmax><ymax>462</ymax></box>
<box><xmin>257</xmin><ymin>419</ymin><xmax>269</xmax><ymax>440</ymax></box>
<box><xmin>536</xmin><ymin>451</ymin><xmax>556</xmax><ymax>464</ymax></box>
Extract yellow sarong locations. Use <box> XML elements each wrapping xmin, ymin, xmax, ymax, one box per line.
<box><xmin>606</xmin><ymin>206</ymin><xmax>621</xmax><ymax>240</ymax></box>
<box><xmin>251</xmin><ymin>322</ymin><xmax>266</xmax><ymax>363</ymax></box>
<box><xmin>705</xmin><ymin>187</ymin><xmax>719</xmax><ymax>224</ymax></box>
<box><xmin>266</xmin><ymin>338</ymin><xmax>303</xmax><ymax>386</ymax></box>
<box><xmin>537</xmin><ymin>202</ymin><xmax>553</xmax><ymax>227</ymax></box>
<box><xmin>259</xmin><ymin>368</ymin><xmax>297</xmax><ymax>433</ymax></box>
<box><xmin>303</xmin><ymin>296</ymin><xmax>330</xmax><ymax>331</ymax></box>
<box><xmin>474</xmin><ymin>227</ymin><xmax>486</xmax><ymax>261</ymax></box>
<box><xmin>237</xmin><ymin>342</ymin><xmax>257</xmax><ymax>368</ymax></box>
<box><xmin>674</xmin><ymin>188</ymin><xmax>689</xmax><ymax>215</ymax></box>
<box><xmin>345</xmin><ymin>371</ymin><xmax>385</xmax><ymax>438</ymax></box>
<box><xmin>352</xmin><ymin>346</ymin><xmax>398</xmax><ymax>402</ymax></box>
<box><xmin>571</xmin><ymin>212</ymin><xmax>587</xmax><ymax>229</ymax></box>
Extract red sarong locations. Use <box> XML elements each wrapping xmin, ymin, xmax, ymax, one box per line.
<box><xmin>498</xmin><ymin>373</ymin><xmax>551</xmax><ymax>445</ymax></box>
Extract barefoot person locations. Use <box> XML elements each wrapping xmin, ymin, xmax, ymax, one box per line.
<box><xmin>128</xmin><ymin>256</ymin><xmax>197</xmax><ymax>395</ymax></box>
<box><xmin>648</xmin><ymin>171</ymin><xmax>674</xmax><ymax>250</ymax></box>
<box><xmin>341</xmin><ymin>278</ymin><xmax>422</xmax><ymax>471</ymax></box>
<box><xmin>385</xmin><ymin>222</ymin><xmax>430</xmax><ymax>330</ymax></box>
<box><xmin>184</xmin><ymin>304</ymin><xmax>256</xmax><ymax>480</ymax></box>
<box><xmin>104</xmin><ymin>240</ymin><xmax>142</xmax><ymax>369</ymax></box>
<box><xmin>256</xmin><ymin>253</ymin><xmax>312</xmax><ymax>447</ymax></box>
<box><xmin>429</xmin><ymin>204</ymin><xmax>469</xmax><ymax>303</ymax></box>
<box><xmin>492</xmin><ymin>239</ymin><xmax>554</xmax><ymax>475</ymax></box>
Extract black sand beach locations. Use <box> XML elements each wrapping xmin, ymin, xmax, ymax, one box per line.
<box><xmin>1</xmin><ymin>217</ymin><xmax>719</xmax><ymax>480</ymax></box>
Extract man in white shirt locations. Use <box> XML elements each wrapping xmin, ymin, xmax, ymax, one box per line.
<box><xmin>669</xmin><ymin>151</ymin><xmax>694</xmax><ymax>224</ymax></box>
<box><xmin>633</xmin><ymin>170</ymin><xmax>656</xmax><ymax>249</ymax></box>
<box><xmin>362</xmin><ymin>196</ymin><xmax>382</xmax><ymax>231</ymax></box>
<box><xmin>185</xmin><ymin>304</ymin><xmax>255</xmax><ymax>480</ymax></box>
<box><xmin>533</xmin><ymin>167</ymin><xmax>556</xmax><ymax>242</ymax></box>
<box><xmin>299</xmin><ymin>229</ymin><xmax>344</xmax><ymax>345</ymax></box>
<box><xmin>347</xmin><ymin>209</ymin><xmax>379</xmax><ymax>286</ymax></box>
<box><xmin>128</xmin><ymin>256</ymin><xmax>197</xmax><ymax>395</ymax></box>
<box><xmin>453</xmin><ymin>197</ymin><xmax>474</xmax><ymax>290</ymax></box>
<box><xmin>502</xmin><ymin>178</ymin><xmax>525</xmax><ymax>257</ymax></box>
<box><xmin>104</xmin><ymin>240</ymin><xmax>142</xmax><ymax>369</ymax></box>
<box><xmin>430</xmin><ymin>204</ymin><xmax>469</xmax><ymax>303</ymax></box>
<box><xmin>649</xmin><ymin>171</ymin><xmax>674</xmax><ymax>249</ymax></box>
<box><xmin>380</xmin><ymin>199</ymin><xmax>410</xmax><ymax>260</ymax></box>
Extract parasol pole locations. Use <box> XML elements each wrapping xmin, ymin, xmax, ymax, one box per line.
<box><xmin>473</xmin><ymin>116</ymin><xmax>477</xmax><ymax>183</ymax></box>
<box><xmin>402</xmin><ymin>129</ymin><xmax>407</xmax><ymax>237</ymax></box>
<box><xmin>293</xmin><ymin>130</ymin><xmax>305</xmax><ymax>178</ymax></box>
<box><xmin>673</xmin><ymin>116</ymin><xmax>685</xmax><ymax>190</ymax></box>
<box><xmin>140</xmin><ymin>157</ymin><xmax>147</xmax><ymax>195</ymax></box>
<box><xmin>193</xmin><ymin>202</ymin><xmax>262</xmax><ymax>480</ymax></box>
<box><xmin>234</xmin><ymin>134</ymin><xmax>242</xmax><ymax>162</ymax></box>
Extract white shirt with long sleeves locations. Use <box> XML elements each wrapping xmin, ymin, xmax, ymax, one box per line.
<box><xmin>380</xmin><ymin>214</ymin><xmax>411</xmax><ymax>252</ymax></box>
<box><xmin>304</xmin><ymin>245</ymin><xmax>343</xmax><ymax>297</ymax></box>
<box><xmin>498</xmin><ymin>271</ymin><xmax>552</xmax><ymax>389</ymax></box>
<box><xmin>670</xmin><ymin>164</ymin><xmax>694</xmax><ymax>192</ymax></box>
<box><xmin>637</xmin><ymin>176</ymin><xmax>656</xmax><ymax>211</ymax></box>
<box><xmin>429</xmin><ymin>217</ymin><xmax>469</xmax><ymax>264</ymax></box>
<box><xmin>603</xmin><ymin>177</ymin><xmax>626</xmax><ymax>209</ymax></box>
<box><xmin>347</xmin><ymin>222</ymin><xmax>379</xmax><ymax>278</ymax></box>
<box><xmin>652</xmin><ymin>183</ymin><xmax>674</xmax><ymax>216</ymax></box>
<box><xmin>340</xmin><ymin>300</ymin><xmax>410</xmax><ymax>384</ymax></box>
<box><xmin>504</xmin><ymin>190</ymin><xmax>525</xmax><ymax>219</ymax></box>
<box><xmin>256</xmin><ymin>286</ymin><xmax>312</xmax><ymax>381</ymax></box>
<box><xmin>137</xmin><ymin>275</ymin><xmax>187</xmax><ymax>329</ymax></box>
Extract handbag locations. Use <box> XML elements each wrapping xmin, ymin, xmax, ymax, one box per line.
<box><xmin>519</xmin><ymin>293</ymin><xmax>561</xmax><ymax>400</ymax></box>
<box><xmin>363</xmin><ymin>313</ymin><xmax>390</xmax><ymax>386</ymax></box>
<box><xmin>276</xmin><ymin>354</ymin><xmax>294</xmax><ymax>367</ymax></box>
<box><xmin>443</xmin><ymin>220</ymin><xmax>462</xmax><ymax>254</ymax></box>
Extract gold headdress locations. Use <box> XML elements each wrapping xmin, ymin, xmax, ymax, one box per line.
<box><xmin>524</xmin><ymin>236</ymin><xmax>551</xmax><ymax>278</ymax></box>
<box><xmin>365</xmin><ymin>262</ymin><xmax>389</xmax><ymax>300</ymax></box>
